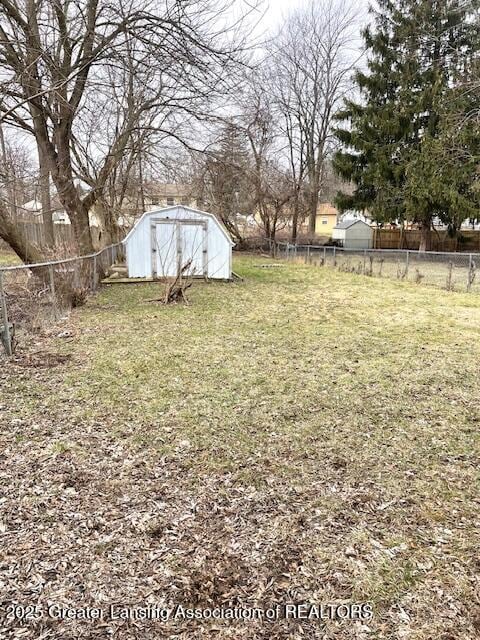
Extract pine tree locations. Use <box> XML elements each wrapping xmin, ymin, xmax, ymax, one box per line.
<box><xmin>202</xmin><ymin>121</ymin><xmax>253</xmax><ymax>243</ymax></box>
<box><xmin>333</xmin><ymin>0</ymin><xmax>480</xmax><ymax>250</ymax></box>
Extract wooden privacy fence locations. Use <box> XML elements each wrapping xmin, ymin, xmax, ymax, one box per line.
<box><xmin>12</xmin><ymin>221</ymin><xmax>103</xmax><ymax>251</ymax></box>
<box><xmin>374</xmin><ymin>228</ymin><xmax>480</xmax><ymax>252</ymax></box>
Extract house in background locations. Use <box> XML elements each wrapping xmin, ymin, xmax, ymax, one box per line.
<box><xmin>20</xmin><ymin>198</ymin><xmax>67</xmax><ymax>223</ymax></box>
<box><xmin>314</xmin><ymin>204</ymin><xmax>374</xmax><ymax>236</ymax></box>
<box><xmin>143</xmin><ymin>183</ymin><xmax>200</xmax><ymax>210</ymax></box>
<box><xmin>339</xmin><ymin>209</ymin><xmax>372</xmax><ymax>225</ymax></box>
<box><xmin>20</xmin><ymin>197</ymin><xmax>101</xmax><ymax>229</ymax></box>
<box><xmin>314</xmin><ymin>202</ymin><xmax>339</xmax><ymax>235</ymax></box>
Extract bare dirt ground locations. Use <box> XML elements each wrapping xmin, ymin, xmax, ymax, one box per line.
<box><xmin>1</xmin><ymin>255</ymin><xmax>479</xmax><ymax>639</ymax></box>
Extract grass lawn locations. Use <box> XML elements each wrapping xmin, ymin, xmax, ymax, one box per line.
<box><xmin>291</xmin><ymin>248</ymin><xmax>480</xmax><ymax>294</ymax></box>
<box><xmin>0</xmin><ymin>248</ymin><xmax>20</xmax><ymax>266</ymax></box>
<box><xmin>1</xmin><ymin>254</ymin><xmax>479</xmax><ymax>639</ymax></box>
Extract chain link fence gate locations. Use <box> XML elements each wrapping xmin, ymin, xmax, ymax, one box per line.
<box><xmin>272</xmin><ymin>242</ymin><xmax>479</xmax><ymax>294</ymax></box>
<box><xmin>0</xmin><ymin>242</ymin><xmax>123</xmax><ymax>356</ymax></box>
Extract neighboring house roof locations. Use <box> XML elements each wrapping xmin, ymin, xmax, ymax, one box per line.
<box><xmin>334</xmin><ymin>219</ymin><xmax>371</xmax><ymax>230</ymax></box>
<box><xmin>144</xmin><ymin>183</ymin><xmax>194</xmax><ymax>198</ymax></box>
<box><xmin>20</xmin><ymin>198</ymin><xmax>101</xmax><ymax>227</ymax></box>
<box><xmin>21</xmin><ymin>199</ymin><xmax>42</xmax><ymax>212</ymax></box>
<box><xmin>317</xmin><ymin>202</ymin><xmax>338</xmax><ymax>213</ymax></box>
<box><xmin>21</xmin><ymin>197</ymin><xmax>65</xmax><ymax>214</ymax></box>
<box><xmin>340</xmin><ymin>209</ymin><xmax>372</xmax><ymax>223</ymax></box>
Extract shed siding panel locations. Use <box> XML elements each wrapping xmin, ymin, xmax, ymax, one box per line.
<box><xmin>332</xmin><ymin>222</ymin><xmax>373</xmax><ymax>249</ymax></box>
<box><xmin>124</xmin><ymin>206</ymin><xmax>233</xmax><ymax>280</ymax></box>
<box><xmin>205</xmin><ymin>222</ymin><xmax>231</xmax><ymax>279</ymax></box>
<box><xmin>331</xmin><ymin>228</ymin><xmax>346</xmax><ymax>242</ymax></box>
<box><xmin>126</xmin><ymin>214</ymin><xmax>152</xmax><ymax>278</ymax></box>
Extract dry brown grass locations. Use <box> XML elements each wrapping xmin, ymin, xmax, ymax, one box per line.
<box><xmin>0</xmin><ymin>254</ymin><xmax>479</xmax><ymax>639</ymax></box>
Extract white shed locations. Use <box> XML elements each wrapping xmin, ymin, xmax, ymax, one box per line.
<box><xmin>332</xmin><ymin>219</ymin><xmax>373</xmax><ymax>249</ymax></box>
<box><xmin>122</xmin><ymin>206</ymin><xmax>234</xmax><ymax>280</ymax></box>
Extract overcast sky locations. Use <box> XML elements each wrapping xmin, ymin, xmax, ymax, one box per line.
<box><xmin>261</xmin><ymin>0</ymin><xmax>373</xmax><ymax>34</ymax></box>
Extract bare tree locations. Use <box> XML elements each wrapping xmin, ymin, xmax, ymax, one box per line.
<box><xmin>191</xmin><ymin>120</ymin><xmax>254</xmax><ymax>244</ymax></box>
<box><xmin>271</xmin><ymin>0</ymin><xmax>358</xmax><ymax>235</ymax></box>
<box><xmin>0</xmin><ymin>130</ymin><xmax>46</xmax><ymax>262</ymax></box>
<box><xmin>0</xmin><ymin>0</ymin><xmax>257</xmax><ymax>261</ymax></box>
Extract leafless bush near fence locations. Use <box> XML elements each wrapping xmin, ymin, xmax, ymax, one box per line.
<box><xmin>0</xmin><ymin>243</ymin><xmax>122</xmax><ymax>355</ymax></box>
<box><xmin>273</xmin><ymin>242</ymin><xmax>479</xmax><ymax>294</ymax></box>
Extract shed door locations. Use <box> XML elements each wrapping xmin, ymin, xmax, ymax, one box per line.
<box><xmin>180</xmin><ymin>222</ymin><xmax>206</xmax><ymax>277</ymax></box>
<box><xmin>152</xmin><ymin>220</ymin><xmax>206</xmax><ymax>278</ymax></box>
<box><xmin>153</xmin><ymin>222</ymin><xmax>177</xmax><ymax>277</ymax></box>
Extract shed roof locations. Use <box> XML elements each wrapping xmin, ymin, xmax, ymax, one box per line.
<box><xmin>122</xmin><ymin>205</ymin><xmax>235</xmax><ymax>246</ymax></box>
<box><xmin>334</xmin><ymin>219</ymin><xmax>371</xmax><ymax>230</ymax></box>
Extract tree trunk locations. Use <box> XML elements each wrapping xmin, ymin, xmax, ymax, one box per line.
<box><xmin>93</xmin><ymin>200</ymin><xmax>115</xmax><ymax>247</ymax></box>
<box><xmin>307</xmin><ymin>184</ymin><xmax>318</xmax><ymax>236</ymax></box>
<box><xmin>50</xmin><ymin>128</ymin><xmax>95</xmax><ymax>254</ymax></box>
<box><xmin>271</xmin><ymin>209</ymin><xmax>278</xmax><ymax>242</ymax></box>
<box><xmin>262</xmin><ymin>207</ymin><xmax>271</xmax><ymax>240</ymax></box>
<box><xmin>291</xmin><ymin>192</ymin><xmax>299</xmax><ymax>243</ymax></box>
<box><xmin>0</xmin><ymin>207</ymin><xmax>46</xmax><ymax>264</ymax></box>
<box><xmin>0</xmin><ymin>125</ymin><xmax>17</xmax><ymax>218</ymax></box>
<box><xmin>418</xmin><ymin>221</ymin><xmax>432</xmax><ymax>252</ymax></box>
<box><xmin>66</xmin><ymin>201</ymin><xmax>93</xmax><ymax>254</ymax></box>
<box><xmin>38</xmin><ymin>144</ymin><xmax>54</xmax><ymax>247</ymax></box>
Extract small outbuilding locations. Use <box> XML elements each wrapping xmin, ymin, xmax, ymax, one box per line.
<box><xmin>122</xmin><ymin>206</ymin><xmax>234</xmax><ymax>280</ymax></box>
<box><xmin>332</xmin><ymin>219</ymin><xmax>373</xmax><ymax>249</ymax></box>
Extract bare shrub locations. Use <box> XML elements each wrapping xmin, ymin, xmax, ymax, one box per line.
<box><xmin>415</xmin><ymin>268</ymin><xmax>424</xmax><ymax>284</ymax></box>
<box><xmin>68</xmin><ymin>287</ymin><xmax>89</xmax><ymax>308</ymax></box>
<box><xmin>378</xmin><ymin>258</ymin><xmax>385</xmax><ymax>276</ymax></box>
<box><xmin>148</xmin><ymin>261</ymin><xmax>194</xmax><ymax>305</ymax></box>
<box><xmin>468</xmin><ymin>259</ymin><xmax>476</xmax><ymax>290</ymax></box>
<box><xmin>446</xmin><ymin>261</ymin><xmax>454</xmax><ymax>291</ymax></box>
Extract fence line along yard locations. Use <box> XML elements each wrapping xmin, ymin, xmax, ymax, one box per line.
<box><xmin>0</xmin><ymin>242</ymin><xmax>123</xmax><ymax>356</ymax></box>
<box><xmin>273</xmin><ymin>242</ymin><xmax>479</xmax><ymax>294</ymax></box>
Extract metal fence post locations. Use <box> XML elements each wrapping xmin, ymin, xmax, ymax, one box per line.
<box><xmin>73</xmin><ymin>259</ymin><xmax>80</xmax><ymax>289</ymax></box>
<box><xmin>0</xmin><ymin>271</ymin><xmax>12</xmax><ymax>356</ymax></box>
<box><xmin>306</xmin><ymin>245</ymin><xmax>310</xmax><ymax>264</ymax></box>
<box><xmin>467</xmin><ymin>254</ymin><xmax>473</xmax><ymax>291</ymax></box>
<box><xmin>92</xmin><ymin>255</ymin><xmax>97</xmax><ymax>290</ymax></box>
<box><xmin>405</xmin><ymin>250</ymin><xmax>410</xmax><ymax>276</ymax></box>
<box><xmin>363</xmin><ymin>249</ymin><xmax>367</xmax><ymax>274</ymax></box>
<box><xmin>49</xmin><ymin>265</ymin><xmax>58</xmax><ymax>320</ymax></box>
<box><xmin>333</xmin><ymin>246</ymin><xmax>336</xmax><ymax>264</ymax></box>
<box><xmin>323</xmin><ymin>246</ymin><xmax>326</xmax><ymax>264</ymax></box>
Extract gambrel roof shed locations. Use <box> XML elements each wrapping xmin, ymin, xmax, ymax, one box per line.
<box><xmin>122</xmin><ymin>206</ymin><xmax>234</xmax><ymax>280</ymax></box>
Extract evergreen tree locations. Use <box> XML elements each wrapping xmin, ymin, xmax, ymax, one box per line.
<box><xmin>333</xmin><ymin>0</ymin><xmax>480</xmax><ymax>250</ymax></box>
<box><xmin>201</xmin><ymin>121</ymin><xmax>253</xmax><ymax>243</ymax></box>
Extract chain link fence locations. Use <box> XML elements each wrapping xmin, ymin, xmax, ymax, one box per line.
<box><xmin>273</xmin><ymin>242</ymin><xmax>479</xmax><ymax>294</ymax></box>
<box><xmin>0</xmin><ymin>243</ymin><xmax>123</xmax><ymax>356</ymax></box>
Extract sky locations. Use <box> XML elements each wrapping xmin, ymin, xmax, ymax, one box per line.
<box><xmin>261</xmin><ymin>0</ymin><xmax>373</xmax><ymax>34</ymax></box>
<box><xmin>245</xmin><ymin>0</ymin><xmax>372</xmax><ymax>75</ymax></box>
<box><xmin>266</xmin><ymin>0</ymin><xmax>303</xmax><ymax>25</ymax></box>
